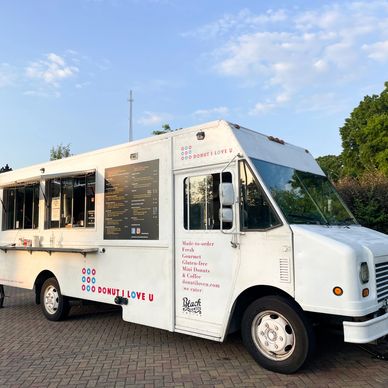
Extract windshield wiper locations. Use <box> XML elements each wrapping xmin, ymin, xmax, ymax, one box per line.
<box><xmin>287</xmin><ymin>213</ymin><xmax>326</xmax><ymax>225</ymax></box>
<box><xmin>334</xmin><ymin>217</ymin><xmax>357</xmax><ymax>226</ymax></box>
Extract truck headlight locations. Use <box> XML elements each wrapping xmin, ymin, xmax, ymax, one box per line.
<box><xmin>360</xmin><ymin>262</ymin><xmax>369</xmax><ymax>284</ymax></box>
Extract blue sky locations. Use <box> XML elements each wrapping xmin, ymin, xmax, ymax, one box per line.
<box><xmin>1</xmin><ymin>0</ymin><xmax>387</xmax><ymax>169</ymax></box>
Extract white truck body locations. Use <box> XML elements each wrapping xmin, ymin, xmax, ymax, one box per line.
<box><xmin>0</xmin><ymin>120</ymin><xmax>387</xmax><ymax>372</ymax></box>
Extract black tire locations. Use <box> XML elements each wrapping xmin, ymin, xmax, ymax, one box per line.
<box><xmin>40</xmin><ymin>277</ymin><xmax>70</xmax><ymax>321</ymax></box>
<box><xmin>241</xmin><ymin>296</ymin><xmax>315</xmax><ymax>374</ymax></box>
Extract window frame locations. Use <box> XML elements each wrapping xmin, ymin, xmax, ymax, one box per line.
<box><xmin>239</xmin><ymin>160</ymin><xmax>282</xmax><ymax>232</ymax></box>
<box><xmin>183</xmin><ymin>171</ymin><xmax>233</xmax><ymax>232</ymax></box>
<box><xmin>1</xmin><ymin>182</ymin><xmax>40</xmax><ymax>231</ymax></box>
<box><xmin>45</xmin><ymin>172</ymin><xmax>96</xmax><ymax>230</ymax></box>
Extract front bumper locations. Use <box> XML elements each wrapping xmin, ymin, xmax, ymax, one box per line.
<box><xmin>343</xmin><ymin>311</ymin><xmax>388</xmax><ymax>343</ymax></box>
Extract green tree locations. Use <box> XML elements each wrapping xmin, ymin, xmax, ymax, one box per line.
<box><xmin>0</xmin><ymin>164</ymin><xmax>12</xmax><ymax>173</ymax></box>
<box><xmin>336</xmin><ymin>172</ymin><xmax>388</xmax><ymax>234</ymax></box>
<box><xmin>152</xmin><ymin>124</ymin><xmax>173</xmax><ymax>136</ymax></box>
<box><xmin>50</xmin><ymin>144</ymin><xmax>72</xmax><ymax>160</ymax></box>
<box><xmin>340</xmin><ymin>82</ymin><xmax>388</xmax><ymax>177</ymax></box>
<box><xmin>316</xmin><ymin>154</ymin><xmax>344</xmax><ymax>181</ymax></box>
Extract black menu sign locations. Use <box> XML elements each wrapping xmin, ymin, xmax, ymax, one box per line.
<box><xmin>104</xmin><ymin>160</ymin><xmax>159</xmax><ymax>240</ymax></box>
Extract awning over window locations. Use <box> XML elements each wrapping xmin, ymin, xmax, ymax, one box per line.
<box><xmin>0</xmin><ymin>169</ymin><xmax>95</xmax><ymax>188</ymax></box>
<box><xmin>41</xmin><ymin>169</ymin><xmax>95</xmax><ymax>180</ymax></box>
<box><xmin>0</xmin><ymin>175</ymin><xmax>41</xmax><ymax>188</ymax></box>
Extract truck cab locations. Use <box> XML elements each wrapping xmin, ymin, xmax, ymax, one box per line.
<box><xmin>174</xmin><ymin>122</ymin><xmax>388</xmax><ymax>373</ymax></box>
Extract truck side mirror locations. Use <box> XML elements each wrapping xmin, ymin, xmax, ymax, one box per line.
<box><xmin>219</xmin><ymin>208</ymin><xmax>233</xmax><ymax>223</ymax></box>
<box><xmin>219</xmin><ymin>183</ymin><xmax>234</xmax><ymax>206</ymax></box>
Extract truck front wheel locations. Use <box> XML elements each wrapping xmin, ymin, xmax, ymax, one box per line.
<box><xmin>241</xmin><ymin>296</ymin><xmax>314</xmax><ymax>374</ymax></box>
<box><xmin>40</xmin><ymin>277</ymin><xmax>70</xmax><ymax>321</ymax></box>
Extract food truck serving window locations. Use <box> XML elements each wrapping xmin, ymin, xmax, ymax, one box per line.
<box><xmin>184</xmin><ymin>172</ymin><xmax>232</xmax><ymax>230</ymax></box>
<box><xmin>2</xmin><ymin>183</ymin><xmax>40</xmax><ymax>230</ymax></box>
<box><xmin>45</xmin><ymin>173</ymin><xmax>95</xmax><ymax>229</ymax></box>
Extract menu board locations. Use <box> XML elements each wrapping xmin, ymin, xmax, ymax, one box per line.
<box><xmin>104</xmin><ymin>160</ymin><xmax>159</xmax><ymax>240</ymax></box>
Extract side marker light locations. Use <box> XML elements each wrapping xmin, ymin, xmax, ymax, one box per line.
<box><xmin>362</xmin><ymin>288</ymin><xmax>369</xmax><ymax>297</ymax></box>
<box><xmin>333</xmin><ymin>287</ymin><xmax>343</xmax><ymax>296</ymax></box>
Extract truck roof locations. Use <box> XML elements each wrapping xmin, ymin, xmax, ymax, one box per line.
<box><xmin>0</xmin><ymin>120</ymin><xmax>324</xmax><ymax>187</ymax></box>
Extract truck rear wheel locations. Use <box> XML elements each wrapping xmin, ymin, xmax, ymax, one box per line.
<box><xmin>40</xmin><ymin>277</ymin><xmax>70</xmax><ymax>321</ymax></box>
<box><xmin>241</xmin><ymin>296</ymin><xmax>314</xmax><ymax>374</ymax></box>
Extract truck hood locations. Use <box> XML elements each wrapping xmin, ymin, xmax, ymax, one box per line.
<box><xmin>290</xmin><ymin>224</ymin><xmax>388</xmax><ymax>259</ymax></box>
<box><xmin>292</xmin><ymin>224</ymin><xmax>388</xmax><ymax>316</ymax></box>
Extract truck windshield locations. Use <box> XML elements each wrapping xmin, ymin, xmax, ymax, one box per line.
<box><xmin>252</xmin><ymin>158</ymin><xmax>357</xmax><ymax>226</ymax></box>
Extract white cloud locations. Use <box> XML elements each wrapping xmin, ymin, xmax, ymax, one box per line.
<box><xmin>193</xmin><ymin>106</ymin><xmax>229</xmax><ymax>118</ymax></box>
<box><xmin>275</xmin><ymin>92</ymin><xmax>290</xmax><ymax>103</ymax></box>
<box><xmin>363</xmin><ymin>40</ymin><xmax>388</xmax><ymax>62</ymax></box>
<box><xmin>191</xmin><ymin>1</ymin><xmax>388</xmax><ymax>115</ymax></box>
<box><xmin>137</xmin><ymin>111</ymin><xmax>172</xmax><ymax>126</ymax></box>
<box><xmin>183</xmin><ymin>8</ymin><xmax>287</xmax><ymax>39</ymax></box>
<box><xmin>23</xmin><ymin>89</ymin><xmax>61</xmax><ymax>98</ymax></box>
<box><xmin>313</xmin><ymin>59</ymin><xmax>328</xmax><ymax>72</ymax></box>
<box><xmin>294</xmin><ymin>8</ymin><xmax>342</xmax><ymax>31</ymax></box>
<box><xmin>0</xmin><ymin>51</ymin><xmax>106</xmax><ymax>98</ymax></box>
<box><xmin>25</xmin><ymin>53</ymin><xmax>79</xmax><ymax>86</ymax></box>
<box><xmin>249</xmin><ymin>102</ymin><xmax>276</xmax><ymax>116</ymax></box>
<box><xmin>250</xmin><ymin>92</ymin><xmax>290</xmax><ymax>116</ymax></box>
<box><xmin>75</xmin><ymin>82</ymin><xmax>91</xmax><ymax>89</ymax></box>
<box><xmin>47</xmin><ymin>53</ymin><xmax>65</xmax><ymax>66</ymax></box>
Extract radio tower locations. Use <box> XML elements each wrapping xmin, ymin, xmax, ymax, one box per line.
<box><xmin>128</xmin><ymin>90</ymin><xmax>134</xmax><ymax>141</ymax></box>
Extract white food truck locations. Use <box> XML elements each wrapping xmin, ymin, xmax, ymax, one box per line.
<box><xmin>0</xmin><ymin>120</ymin><xmax>387</xmax><ymax>373</ymax></box>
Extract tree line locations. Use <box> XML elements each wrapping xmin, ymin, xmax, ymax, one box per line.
<box><xmin>317</xmin><ymin>82</ymin><xmax>388</xmax><ymax>233</ymax></box>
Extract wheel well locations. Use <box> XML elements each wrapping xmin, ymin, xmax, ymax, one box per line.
<box><xmin>34</xmin><ymin>270</ymin><xmax>56</xmax><ymax>305</ymax></box>
<box><xmin>227</xmin><ymin>285</ymin><xmax>295</xmax><ymax>334</ymax></box>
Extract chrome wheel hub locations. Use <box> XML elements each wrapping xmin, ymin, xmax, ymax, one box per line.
<box><xmin>252</xmin><ymin>310</ymin><xmax>295</xmax><ymax>361</ymax></box>
<box><xmin>44</xmin><ymin>285</ymin><xmax>59</xmax><ymax>315</ymax></box>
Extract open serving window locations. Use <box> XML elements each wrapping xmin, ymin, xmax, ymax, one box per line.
<box><xmin>1</xmin><ymin>182</ymin><xmax>40</xmax><ymax>230</ymax></box>
<box><xmin>44</xmin><ymin>170</ymin><xmax>96</xmax><ymax>229</ymax></box>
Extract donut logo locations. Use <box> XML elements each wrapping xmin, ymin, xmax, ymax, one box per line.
<box><xmin>179</xmin><ymin>145</ymin><xmax>193</xmax><ymax>161</ymax></box>
<box><xmin>81</xmin><ymin>268</ymin><xmax>97</xmax><ymax>292</ymax></box>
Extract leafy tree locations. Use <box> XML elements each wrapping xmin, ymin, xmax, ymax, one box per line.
<box><xmin>50</xmin><ymin>144</ymin><xmax>72</xmax><ymax>160</ymax></box>
<box><xmin>152</xmin><ymin>124</ymin><xmax>173</xmax><ymax>136</ymax></box>
<box><xmin>316</xmin><ymin>154</ymin><xmax>344</xmax><ymax>181</ymax></box>
<box><xmin>340</xmin><ymin>82</ymin><xmax>388</xmax><ymax>177</ymax></box>
<box><xmin>336</xmin><ymin>172</ymin><xmax>388</xmax><ymax>234</ymax></box>
<box><xmin>0</xmin><ymin>164</ymin><xmax>12</xmax><ymax>173</ymax></box>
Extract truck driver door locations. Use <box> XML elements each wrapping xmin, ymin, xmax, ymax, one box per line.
<box><xmin>174</xmin><ymin>168</ymin><xmax>239</xmax><ymax>339</ymax></box>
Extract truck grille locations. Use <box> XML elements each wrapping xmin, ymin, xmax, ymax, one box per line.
<box><xmin>376</xmin><ymin>261</ymin><xmax>388</xmax><ymax>303</ymax></box>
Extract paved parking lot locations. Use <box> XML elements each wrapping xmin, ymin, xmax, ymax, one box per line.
<box><xmin>0</xmin><ymin>286</ymin><xmax>387</xmax><ymax>387</ymax></box>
